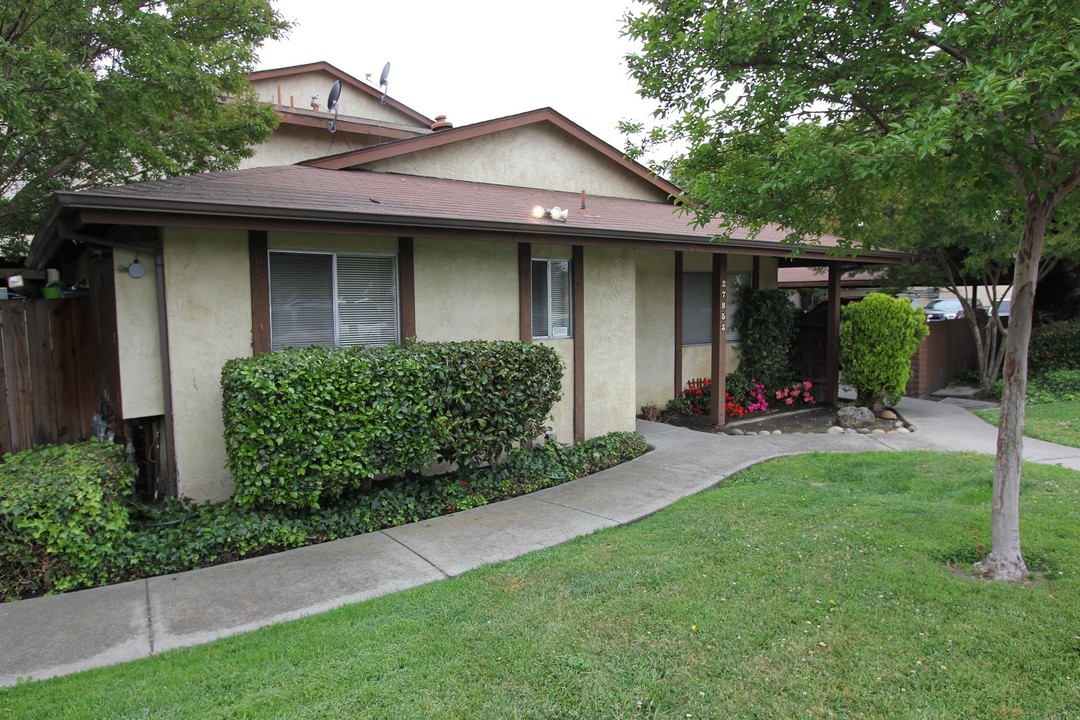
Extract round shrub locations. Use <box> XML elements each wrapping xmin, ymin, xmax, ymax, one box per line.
<box><xmin>1028</xmin><ymin>319</ymin><xmax>1080</xmax><ymax>372</ymax></box>
<box><xmin>0</xmin><ymin>441</ymin><xmax>133</xmax><ymax>599</ymax></box>
<box><xmin>839</xmin><ymin>293</ymin><xmax>929</xmax><ymax>408</ymax></box>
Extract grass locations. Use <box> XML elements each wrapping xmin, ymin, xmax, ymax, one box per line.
<box><xmin>2</xmin><ymin>451</ymin><xmax>1078</xmax><ymax>719</ymax></box>
<box><xmin>974</xmin><ymin>399</ymin><xmax>1080</xmax><ymax>449</ymax></box>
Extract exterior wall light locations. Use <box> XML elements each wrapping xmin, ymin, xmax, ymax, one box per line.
<box><xmin>531</xmin><ymin>205</ymin><xmax>569</xmax><ymax>222</ymax></box>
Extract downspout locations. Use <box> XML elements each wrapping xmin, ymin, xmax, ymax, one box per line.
<box><xmin>59</xmin><ymin>226</ymin><xmax>178</xmax><ymax>496</ymax></box>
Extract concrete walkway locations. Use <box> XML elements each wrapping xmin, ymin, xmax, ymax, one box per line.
<box><xmin>3</xmin><ymin>397</ymin><xmax>1079</xmax><ymax>687</ymax></box>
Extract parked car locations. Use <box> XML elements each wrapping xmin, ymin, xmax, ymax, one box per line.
<box><xmin>923</xmin><ymin>297</ymin><xmax>965</xmax><ymax>321</ymax></box>
<box><xmin>990</xmin><ymin>299</ymin><xmax>1011</xmax><ymax>327</ymax></box>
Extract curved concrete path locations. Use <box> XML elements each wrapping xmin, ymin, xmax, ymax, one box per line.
<box><xmin>3</xmin><ymin>397</ymin><xmax>1078</xmax><ymax>687</ymax></box>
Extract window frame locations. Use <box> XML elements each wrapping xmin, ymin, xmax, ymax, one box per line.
<box><xmin>531</xmin><ymin>257</ymin><xmax>572</xmax><ymax>340</ymax></box>
<box><xmin>681</xmin><ymin>269</ymin><xmax>750</xmax><ymax>345</ymax></box>
<box><xmin>268</xmin><ymin>249</ymin><xmax>400</xmax><ymax>351</ymax></box>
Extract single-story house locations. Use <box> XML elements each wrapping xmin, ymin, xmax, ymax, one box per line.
<box><xmin>27</xmin><ymin>63</ymin><xmax>905</xmax><ymax>502</ymax></box>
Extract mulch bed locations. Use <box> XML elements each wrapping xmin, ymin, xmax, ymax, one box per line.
<box><xmin>643</xmin><ymin>405</ymin><xmax>907</xmax><ymax>435</ymax></box>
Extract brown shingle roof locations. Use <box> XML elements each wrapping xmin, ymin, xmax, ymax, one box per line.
<box><xmin>31</xmin><ymin>166</ymin><xmax>905</xmax><ymax>268</ymax></box>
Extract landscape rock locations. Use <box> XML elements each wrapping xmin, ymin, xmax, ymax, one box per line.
<box><xmin>827</xmin><ymin>426</ymin><xmax>844</xmax><ymax>434</ymax></box>
<box><xmin>837</xmin><ymin>405</ymin><xmax>876</xmax><ymax>430</ymax></box>
<box><xmin>879</xmin><ymin>409</ymin><xmax>898</xmax><ymax>420</ymax></box>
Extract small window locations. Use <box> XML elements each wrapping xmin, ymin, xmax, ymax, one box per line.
<box><xmin>532</xmin><ymin>259</ymin><xmax>571</xmax><ymax>339</ymax></box>
<box><xmin>269</xmin><ymin>251</ymin><xmax>399</xmax><ymax>351</ymax></box>
<box><xmin>682</xmin><ymin>270</ymin><xmax>749</xmax><ymax>344</ymax></box>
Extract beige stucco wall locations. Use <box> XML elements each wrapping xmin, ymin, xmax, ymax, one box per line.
<box><xmin>364</xmin><ymin>124</ymin><xmax>667</xmax><ymax>201</ymax></box>
<box><xmin>163</xmin><ymin>228</ymin><xmax>253</xmax><ymax>502</ymax></box>
<box><xmin>538</xmin><ymin>340</ymin><xmax>574</xmax><ymax>442</ymax></box>
<box><xmin>268</xmin><ymin>231</ymin><xmax>398</xmax><ymax>254</ymax></box>
<box><xmin>634</xmin><ymin>250</ymin><xmax>675</xmax><ymax>410</ymax></box>
<box><xmin>583</xmin><ymin>246</ymin><xmax>637</xmax><ymax>437</ymax></box>
<box><xmin>413</xmin><ymin>238</ymin><xmax>518</xmax><ymax>341</ymax></box>
<box><xmin>113</xmin><ymin>252</ymin><xmax>164</xmax><ymax>418</ymax></box>
<box><xmin>250</xmin><ymin>71</ymin><xmax>427</xmax><ymax>127</ymax></box>
<box><xmin>241</xmin><ymin>124</ymin><xmax>380</xmax><ymax>169</ymax></box>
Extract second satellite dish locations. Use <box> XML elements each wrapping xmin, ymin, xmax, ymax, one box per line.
<box><xmin>326</xmin><ymin>80</ymin><xmax>341</xmax><ymax>133</ymax></box>
<box><xmin>379</xmin><ymin>62</ymin><xmax>390</xmax><ymax>103</ymax></box>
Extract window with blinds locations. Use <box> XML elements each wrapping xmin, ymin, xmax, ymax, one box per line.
<box><xmin>531</xmin><ymin>259</ymin><xmax>571</xmax><ymax>339</ymax></box>
<box><xmin>269</xmin><ymin>251</ymin><xmax>399</xmax><ymax>351</ymax></box>
<box><xmin>682</xmin><ymin>270</ymin><xmax>749</xmax><ymax>344</ymax></box>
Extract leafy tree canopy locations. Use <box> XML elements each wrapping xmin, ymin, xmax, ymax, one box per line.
<box><xmin>0</xmin><ymin>0</ymin><xmax>290</xmax><ymax>254</ymax></box>
<box><xmin>624</xmin><ymin>0</ymin><xmax>1080</xmax><ymax>248</ymax></box>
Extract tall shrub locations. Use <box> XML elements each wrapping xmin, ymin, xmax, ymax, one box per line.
<box><xmin>222</xmin><ymin>341</ymin><xmax>563</xmax><ymax>510</ymax></box>
<box><xmin>1028</xmin><ymin>319</ymin><xmax>1080</xmax><ymax>373</ymax></box>
<box><xmin>222</xmin><ymin>345</ymin><xmax>440</xmax><ymax>510</ymax></box>
<box><xmin>839</xmin><ymin>293</ymin><xmax>929</xmax><ymax>408</ymax></box>
<box><xmin>733</xmin><ymin>285</ymin><xmax>796</xmax><ymax>391</ymax></box>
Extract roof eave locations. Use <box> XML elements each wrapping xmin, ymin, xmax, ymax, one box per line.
<box><xmin>43</xmin><ymin>192</ymin><xmax>906</xmax><ymax>265</ymax></box>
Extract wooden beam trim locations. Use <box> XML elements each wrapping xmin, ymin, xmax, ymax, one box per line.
<box><xmin>519</xmin><ymin>243</ymin><xmax>532</xmax><ymax>342</ymax></box>
<box><xmin>248</xmin><ymin>230</ymin><xmax>270</xmax><ymax>356</ymax></box>
<box><xmin>710</xmin><ymin>254</ymin><xmax>729</xmax><ymax>427</ymax></box>
<box><xmin>825</xmin><ymin>264</ymin><xmax>842</xmax><ymax>406</ymax></box>
<box><xmin>572</xmin><ymin>245</ymin><xmax>585</xmax><ymax>443</ymax></box>
<box><xmin>674</xmin><ymin>252</ymin><xmax>684</xmax><ymax>398</ymax></box>
<box><xmin>398</xmin><ymin>237</ymin><xmax>416</xmax><ymax>341</ymax></box>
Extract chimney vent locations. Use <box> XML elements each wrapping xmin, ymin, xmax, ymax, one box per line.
<box><xmin>431</xmin><ymin>114</ymin><xmax>453</xmax><ymax>131</ymax></box>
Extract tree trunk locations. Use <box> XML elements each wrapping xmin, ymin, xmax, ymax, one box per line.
<box><xmin>975</xmin><ymin>199</ymin><xmax>1050</xmax><ymax>582</ymax></box>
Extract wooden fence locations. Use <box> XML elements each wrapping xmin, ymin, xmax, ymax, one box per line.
<box><xmin>0</xmin><ymin>298</ymin><xmax>98</xmax><ymax>455</ymax></box>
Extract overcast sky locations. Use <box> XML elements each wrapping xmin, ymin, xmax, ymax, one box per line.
<box><xmin>255</xmin><ymin>0</ymin><xmax>659</xmax><ymax>150</ymax></box>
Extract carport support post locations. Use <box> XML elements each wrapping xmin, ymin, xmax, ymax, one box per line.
<box><xmin>825</xmin><ymin>264</ymin><xmax>842</xmax><ymax>405</ymax></box>
<box><xmin>710</xmin><ymin>254</ymin><xmax>728</xmax><ymax>427</ymax></box>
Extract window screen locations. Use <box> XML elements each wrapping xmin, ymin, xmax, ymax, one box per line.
<box><xmin>682</xmin><ymin>270</ymin><xmax>749</xmax><ymax>344</ymax></box>
<box><xmin>269</xmin><ymin>251</ymin><xmax>399</xmax><ymax>351</ymax></box>
<box><xmin>532</xmin><ymin>259</ymin><xmax>571</xmax><ymax>339</ymax></box>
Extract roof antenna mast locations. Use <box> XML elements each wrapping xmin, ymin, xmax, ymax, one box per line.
<box><xmin>378</xmin><ymin>61</ymin><xmax>390</xmax><ymax>104</ymax></box>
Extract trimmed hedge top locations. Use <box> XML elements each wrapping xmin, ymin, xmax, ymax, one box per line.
<box><xmin>222</xmin><ymin>340</ymin><xmax>563</xmax><ymax>510</ymax></box>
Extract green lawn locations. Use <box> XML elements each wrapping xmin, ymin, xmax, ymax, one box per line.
<box><xmin>974</xmin><ymin>399</ymin><xmax>1080</xmax><ymax>448</ymax></box>
<box><xmin>2</xmin><ymin>452</ymin><xmax>1077</xmax><ymax>719</ymax></box>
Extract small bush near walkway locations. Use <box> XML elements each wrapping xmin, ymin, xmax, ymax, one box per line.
<box><xmin>840</xmin><ymin>292</ymin><xmax>929</xmax><ymax>409</ymax></box>
<box><xmin>0</xmin><ymin>442</ymin><xmax>133</xmax><ymax>600</ymax></box>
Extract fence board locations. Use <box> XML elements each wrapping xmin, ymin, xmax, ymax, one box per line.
<box><xmin>51</xmin><ymin>300</ymin><xmax>81</xmax><ymax>444</ymax></box>
<box><xmin>71</xmin><ymin>299</ymin><xmax>97</xmax><ymax>440</ymax></box>
<box><xmin>0</xmin><ymin>298</ymin><xmax>98</xmax><ymax>454</ymax></box>
<box><xmin>26</xmin><ymin>300</ymin><xmax>58</xmax><ymax>445</ymax></box>
<box><xmin>2</xmin><ymin>302</ymin><xmax>33</xmax><ymax>450</ymax></box>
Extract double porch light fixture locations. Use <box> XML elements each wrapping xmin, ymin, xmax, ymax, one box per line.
<box><xmin>531</xmin><ymin>205</ymin><xmax>569</xmax><ymax>222</ymax></box>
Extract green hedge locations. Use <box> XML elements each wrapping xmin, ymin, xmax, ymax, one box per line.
<box><xmin>1029</xmin><ymin>319</ymin><xmax>1080</xmax><ymax>373</ymax></box>
<box><xmin>222</xmin><ymin>341</ymin><xmax>563</xmax><ymax>510</ymax></box>
<box><xmin>0</xmin><ymin>442</ymin><xmax>133</xmax><ymax>599</ymax></box>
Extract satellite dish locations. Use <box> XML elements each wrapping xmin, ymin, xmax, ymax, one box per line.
<box><xmin>326</xmin><ymin>80</ymin><xmax>341</xmax><ymax>112</ymax></box>
<box><xmin>379</xmin><ymin>61</ymin><xmax>390</xmax><ymax>103</ymax></box>
<box><xmin>326</xmin><ymin>80</ymin><xmax>341</xmax><ymax>133</ymax></box>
